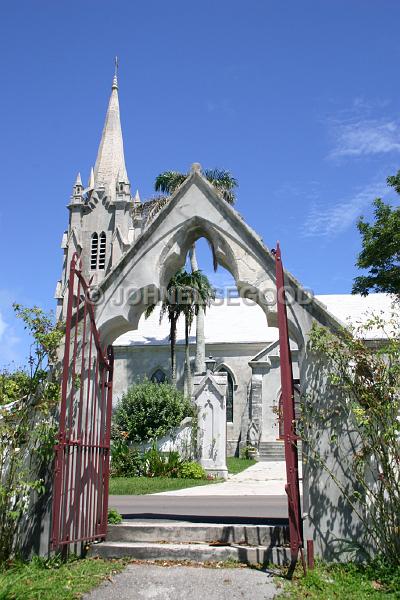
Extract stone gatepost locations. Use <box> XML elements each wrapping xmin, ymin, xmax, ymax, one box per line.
<box><xmin>192</xmin><ymin>358</ymin><xmax>228</xmax><ymax>480</ymax></box>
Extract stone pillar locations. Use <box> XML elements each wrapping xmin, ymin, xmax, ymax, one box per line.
<box><xmin>247</xmin><ymin>359</ymin><xmax>271</xmax><ymax>448</ymax></box>
<box><xmin>192</xmin><ymin>368</ymin><xmax>228</xmax><ymax>480</ymax></box>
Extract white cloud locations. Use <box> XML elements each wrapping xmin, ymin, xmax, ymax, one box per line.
<box><xmin>302</xmin><ymin>181</ymin><xmax>386</xmax><ymax>238</ymax></box>
<box><xmin>329</xmin><ymin>119</ymin><xmax>400</xmax><ymax>159</ymax></box>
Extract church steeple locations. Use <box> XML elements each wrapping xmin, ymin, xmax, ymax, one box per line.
<box><xmin>93</xmin><ymin>60</ymin><xmax>129</xmax><ymax>195</ymax></box>
<box><xmin>57</xmin><ymin>63</ymin><xmax>134</xmax><ymax>319</ymax></box>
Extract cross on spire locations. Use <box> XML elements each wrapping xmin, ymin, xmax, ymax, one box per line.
<box><xmin>112</xmin><ymin>56</ymin><xmax>119</xmax><ymax>89</ymax></box>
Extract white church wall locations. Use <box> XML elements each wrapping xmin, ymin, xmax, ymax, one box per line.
<box><xmin>211</xmin><ymin>342</ymin><xmax>265</xmax><ymax>456</ymax></box>
<box><xmin>112</xmin><ymin>345</ymin><xmax>187</xmax><ymax>402</ymax></box>
<box><xmin>112</xmin><ymin>341</ymin><xmax>267</xmax><ymax>457</ymax></box>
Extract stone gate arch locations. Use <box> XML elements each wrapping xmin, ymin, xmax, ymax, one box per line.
<box><xmin>92</xmin><ymin>166</ymin><xmax>333</xmax><ymax>351</ymax></box>
<box><xmin>76</xmin><ymin>165</ymin><xmax>365</xmax><ymax>561</ymax></box>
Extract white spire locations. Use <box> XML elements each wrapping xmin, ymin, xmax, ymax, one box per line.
<box><xmin>88</xmin><ymin>166</ymin><xmax>95</xmax><ymax>189</ymax></box>
<box><xmin>134</xmin><ymin>189</ymin><xmax>141</xmax><ymax>203</ymax></box>
<box><xmin>74</xmin><ymin>172</ymin><xmax>82</xmax><ymax>186</ymax></box>
<box><xmin>93</xmin><ymin>63</ymin><xmax>129</xmax><ymax>194</ymax></box>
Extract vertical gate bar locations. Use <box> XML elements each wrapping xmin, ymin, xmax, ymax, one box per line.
<box><xmin>72</xmin><ymin>297</ymin><xmax>88</xmax><ymax>542</ymax></box>
<box><xmin>51</xmin><ymin>253</ymin><xmax>78</xmax><ymax>548</ymax></box>
<box><xmin>87</xmin><ymin>349</ymin><xmax>99</xmax><ymax>540</ymax></box>
<box><xmin>307</xmin><ymin>540</ymin><xmax>315</xmax><ymax>569</ymax></box>
<box><xmin>96</xmin><ymin>352</ymin><xmax>109</xmax><ymax>535</ymax></box>
<box><xmin>275</xmin><ymin>242</ymin><xmax>304</xmax><ymax>566</ymax></box>
<box><xmin>82</xmin><ymin>335</ymin><xmax>92</xmax><ymax>543</ymax></box>
<box><xmin>81</xmin><ymin>330</ymin><xmax>93</xmax><ymax>540</ymax></box>
<box><xmin>64</xmin><ymin>275</ymin><xmax>81</xmax><ymax>543</ymax></box>
<box><xmin>99</xmin><ymin>358</ymin><xmax>108</xmax><ymax>533</ymax></box>
<box><xmin>100</xmin><ymin>346</ymin><xmax>114</xmax><ymax>536</ymax></box>
<box><xmin>91</xmin><ymin>351</ymin><xmax>102</xmax><ymax>533</ymax></box>
<box><xmin>95</xmin><ymin>363</ymin><xmax>106</xmax><ymax>534</ymax></box>
<box><xmin>85</xmin><ymin>332</ymin><xmax>97</xmax><ymax>541</ymax></box>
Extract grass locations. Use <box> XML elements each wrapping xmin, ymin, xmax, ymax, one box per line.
<box><xmin>0</xmin><ymin>556</ymin><xmax>127</xmax><ymax>600</ymax></box>
<box><xmin>226</xmin><ymin>457</ymin><xmax>256</xmax><ymax>474</ymax></box>
<box><xmin>109</xmin><ymin>457</ymin><xmax>256</xmax><ymax>495</ymax></box>
<box><xmin>109</xmin><ymin>476</ymin><xmax>217</xmax><ymax>495</ymax></box>
<box><xmin>281</xmin><ymin>561</ymin><xmax>400</xmax><ymax>599</ymax></box>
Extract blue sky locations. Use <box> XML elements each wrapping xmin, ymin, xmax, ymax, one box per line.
<box><xmin>1</xmin><ymin>0</ymin><xmax>400</xmax><ymax>366</ymax></box>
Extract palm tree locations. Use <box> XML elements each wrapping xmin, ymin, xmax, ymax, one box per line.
<box><xmin>145</xmin><ymin>269</ymin><xmax>215</xmax><ymax>393</ymax></box>
<box><xmin>175</xmin><ymin>270</ymin><xmax>215</xmax><ymax>395</ymax></box>
<box><xmin>154</xmin><ymin>168</ymin><xmax>238</xmax><ymax>374</ymax></box>
<box><xmin>145</xmin><ymin>272</ymin><xmax>182</xmax><ymax>387</ymax></box>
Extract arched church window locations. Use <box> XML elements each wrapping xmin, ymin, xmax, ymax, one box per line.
<box><xmin>150</xmin><ymin>369</ymin><xmax>166</xmax><ymax>384</ymax></box>
<box><xmin>98</xmin><ymin>232</ymin><xmax>106</xmax><ymax>270</ymax></box>
<box><xmin>278</xmin><ymin>383</ymin><xmax>300</xmax><ymax>439</ymax></box>
<box><xmin>218</xmin><ymin>368</ymin><xmax>234</xmax><ymax>422</ymax></box>
<box><xmin>90</xmin><ymin>233</ymin><xmax>98</xmax><ymax>270</ymax></box>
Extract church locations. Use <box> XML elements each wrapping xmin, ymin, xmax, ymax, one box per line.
<box><xmin>56</xmin><ymin>70</ymin><xmax>392</xmax><ymax>458</ymax></box>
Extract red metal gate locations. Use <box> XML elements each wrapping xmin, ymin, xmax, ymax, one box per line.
<box><xmin>274</xmin><ymin>242</ymin><xmax>305</xmax><ymax>568</ymax></box>
<box><xmin>51</xmin><ymin>253</ymin><xmax>114</xmax><ymax>549</ymax></box>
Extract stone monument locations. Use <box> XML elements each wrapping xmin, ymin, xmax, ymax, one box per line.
<box><xmin>192</xmin><ymin>357</ymin><xmax>228</xmax><ymax>480</ymax></box>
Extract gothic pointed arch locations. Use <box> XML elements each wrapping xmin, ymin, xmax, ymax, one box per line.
<box><xmin>150</xmin><ymin>367</ymin><xmax>167</xmax><ymax>384</ymax></box>
<box><xmin>216</xmin><ymin>364</ymin><xmax>235</xmax><ymax>423</ymax></box>
<box><xmin>215</xmin><ymin>362</ymin><xmax>238</xmax><ymax>388</ymax></box>
<box><xmin>92</xmin><ymin>168</ymin><xmax>343</xmax><ymax>347</ymax></box>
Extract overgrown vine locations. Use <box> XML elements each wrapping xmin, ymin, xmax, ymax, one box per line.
<box><xmin>300</xmin><ymin>308</ymin><xmax>400</xmax><ymax>564</ymax></box>
<box><xmin>0</xmin><ymin>305</ymin><xmax>64</xmax><ymax>563</ymax></box>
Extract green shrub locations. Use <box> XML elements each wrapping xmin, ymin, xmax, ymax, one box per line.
<box><xmin>142</xmin><ymin>444</ymin><xmax>182</xmax><ymax>478</ymax></box>
<box><xmin>110</xmin><ymin>438</ymin><xmax>145</xmax><ymax>477</ymax></box>
<box><xmin>113</xmin><ymin>380</ymin><xmax>193</xmax><ymax>443</ymax></box>
<box><xmin>111</xmin><ymin>439</ymin><xmax>185</xmax><ymax>479</ymax></box>
<box><xmin>107</xmin><ymin>508</ymin><xmax>122</xmax><ymax>524</ymax></box>
<box><xmin>240</xmin><ymin>445</ymin><xmax>256</xmax><ymax>459</ymax></box>
<box><xmin>0</xmin><ymin>370</ymin><xmax>32</xmax><ymax>406</ymax></box>
<box><xmin>179</xmin><ymin>461</ymin><xmax>206</xmax><ymax>479</ymax></box>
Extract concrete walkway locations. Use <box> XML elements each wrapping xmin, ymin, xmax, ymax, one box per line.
<box><xmin>83</xmin><ymin>563</ymin><xmax>281</xmax><ymax>599</ymax></box>
<box><xmin>108</xmin><ymin>494</ymin><xmax>288</xmax><ymax>521</ymax></box>
<box><xmin>153</xmin><ymin>461</ymin><xmax>301</xmax><ymax>496</ymax></box>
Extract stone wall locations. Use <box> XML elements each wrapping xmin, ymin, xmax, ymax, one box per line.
<box><xmin>112</xmin><ymin>341</ymin><xmax>267</xmax><ymax>457</ymax></box>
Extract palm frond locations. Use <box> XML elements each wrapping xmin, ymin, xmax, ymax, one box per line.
<box><xmin>155</xmin><ymin>171</ymin><xmax>187</xmax><ymax>195</ymax></box>
<box><xmin>144</xmin><ymin>304</ymin><xmax>156</xmax><ymax>319</ymax></box>
<box><xmin>144</xmin><ymin>195</ymin><xmax>171</xmax><ymax>227</ymax></box>
<box><xmin>154</xmin><ymin>168</ymin><xmax>238</xmax><ymax>206</ymax></box>
<box><xmin>203</xmin><ymin>168</ymin><xmax>238</xmax><ymax>205</ymax></box>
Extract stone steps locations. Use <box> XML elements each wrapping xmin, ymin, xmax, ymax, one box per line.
<box><xmin>106</xmin><ymin>522</ymin><xmax>289</xmax><ymax>546</ymax></box>
<box><xmin>258</xmin><ymin>442</ymin><xmax>302</xmax><ymax>462</ymax></box>
<box><xmin>258</xmin><ymin>442</ymin><xmax>285</xmax><ymax>461</ymax></box>
<box><xmin>89</xmin><ymin>521</ymin><xmax>291</xmax><ymax>566</ymax></box>
<box><xmin>89</xmin><ymin>540</ymin><xmax>291</xmax><ymax>565</ymax></box>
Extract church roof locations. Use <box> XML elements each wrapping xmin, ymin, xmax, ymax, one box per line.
<box><xmin>113</xmin><ymin>293</ymin><xmax>395</xmax><ymax>347</ymax></box>
<box><xmin>315</xmin><ymin>293</ymin><xmax>396</xmax><ymax>339</ymax></box>
<box><xmin>93</xmin><ymin>73</ymin><xmax>129</xmax><ymax>194</ymax></box>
